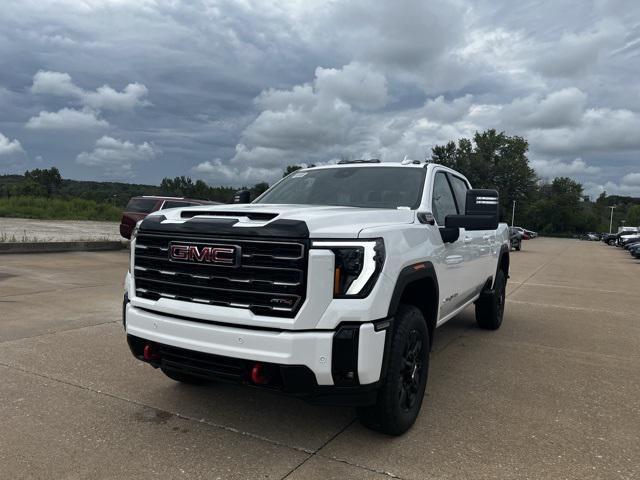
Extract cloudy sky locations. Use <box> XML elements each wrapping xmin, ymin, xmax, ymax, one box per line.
<box><xmin>1</xmin><ymin>0</ymin><xmax>639</xmax><ymax>198</ymax></box>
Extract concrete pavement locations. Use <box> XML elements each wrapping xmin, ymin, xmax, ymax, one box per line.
<box><xmin>0</xmin><ymin>239</ymin><xmax>638</xmax><ymax>479</ymax></box>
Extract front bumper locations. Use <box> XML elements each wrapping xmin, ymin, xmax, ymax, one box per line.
<box><xmin>124</xmin><ymin>303</ymin><xmax>389</xmax><ymax>403</ymax></box>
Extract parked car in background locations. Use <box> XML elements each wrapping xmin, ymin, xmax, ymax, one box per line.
<box><xmin>509</xmin><ymin>226</ymin><xmax>522</xmax><ymax>251</ymax></box>
<box><xmin>513</xmin><ymin>227</ymin><xmax>530</xmax><ymax>240</ymax></box>
<box><xmin>120</xmin><ymin>196</ymin><xmax>218</xmax><ymax>239</ymax></box>
<box><xmin>602</xmin><ymin>231</ymin><xmax>638</xmax><ymax>246</ymax></box>
<box><xmin>523</xmin><ymin>228</ymin><xmax>537</xmax><ymax>238</ymax></box>
<box><xmin>621</xmin><ymin>234</ymin><xmax>640</xmax><ymax>248</ymax></box>
<box><xmin>580</xmin><ymin>232</ymin><xmax>600</xmax><ymax>241</ymax></box>
<box><xmin>618</xmin><ymin>231</ymin><xmax>640</xmax><ymax>247</ymax></box>
<box><xmin>626</xmin><ymin>241</ymin><xmax>640</xmax><ymax>253</ymax></box>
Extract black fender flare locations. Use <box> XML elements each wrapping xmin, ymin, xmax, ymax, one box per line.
<box><xmin>387</xmin><ymin>261</ymin><xmax>439</xmax><ymax>318</ymax></box>
<box><xmin>493</xmin><ymin>244</ymin><xmax>510</xmax><ymax>288</ymax></box>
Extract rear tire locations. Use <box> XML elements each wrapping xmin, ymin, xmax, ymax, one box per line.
<box><xmin>161</xmin><ymin>367</ymin><xmax>208</xmax><ymax>385</ymax></box>
<box><xmin>476</xmin><ymin>269</ymin><xmax>507</xmax><ymax>330</ymax></box>
<box><xmin>357</xmin><ymin>305</ymin><xmax>430</xmax><ymax>436</ymax></box>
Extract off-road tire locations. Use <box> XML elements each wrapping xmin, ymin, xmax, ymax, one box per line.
<box><xmin>475</xmin><ymin>269</ymin><xmax>507</xmax><ymax>330</ymax></box>
<box><xmin>161</xmin><ymin>367</ymin><xmax>208</xmax><ymax>385</ymax></box>
<box><xmin>356</xmin><ymin>305</ymin><xmax>430</xmax><ymax>436</ymax></box>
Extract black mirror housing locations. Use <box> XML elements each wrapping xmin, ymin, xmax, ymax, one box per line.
<box><xmin>439</xmin><ymin>227</ymin><xmax>460</xmax><ymax>243</ymax></box>
<box><xmin>232</xmin><ymin>190</ymin><xmax>251</xmax><ymax>204</ymax></box>
<box><xmin>445</xmin><ymin>189</ymin><xmax>499</xmax><ymax>231</ymax></box>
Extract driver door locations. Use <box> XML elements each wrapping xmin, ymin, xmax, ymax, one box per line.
<box><xmin>431</xmin><ymin>171</ymin><xmax>474</xmax><ymax>320</ymax></box>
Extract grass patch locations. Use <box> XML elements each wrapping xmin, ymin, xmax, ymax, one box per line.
<box><xmin>0</xmin><ymin>196</ymin><xmax>121</xmax><ymax>221</ymax></box>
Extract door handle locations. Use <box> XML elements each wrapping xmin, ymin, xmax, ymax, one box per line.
<box><xmin>482</xmin><ymin>235</ymin><xmax>491</xmax><ymax>241</ymax></box>
<box><xmin>463</xmin><ymin>237</ymin><xmax>473</xmax><ymax>243</ymax></box>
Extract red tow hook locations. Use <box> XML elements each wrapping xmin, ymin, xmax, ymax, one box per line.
<box><xmin>251</xmin><ymin>363</ymin><xmax>269</xmax><ymax>385</ymax></box>
<box><xmin>143</xmin><ymin>343</ymin><xmax>160</xmax><ymax>361</ymax></box>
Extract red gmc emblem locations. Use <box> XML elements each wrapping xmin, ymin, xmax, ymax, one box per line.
<box><xmin>169</xmin><ymin>243</ymin><xmax>240</xmax><ymax>267</ymax></box>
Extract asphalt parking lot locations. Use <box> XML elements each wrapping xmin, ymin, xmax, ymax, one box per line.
<box><xmin>1</xmin><ymin>238</ymin><xmax>639</xmax><ymax>479</ymax></box>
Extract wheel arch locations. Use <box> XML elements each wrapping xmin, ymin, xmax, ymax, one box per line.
<box><xmin>495</xmin><ymin>244</ymin><xmax>510</xmax><ymax>287</ymax></box>
<box><xmin>388</xmin><ymin>262</ymin><xmax>439</xmax><ymax>346</ymax></box>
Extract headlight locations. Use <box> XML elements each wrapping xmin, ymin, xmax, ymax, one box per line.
<box><xmin>312</xmin><ymin>238</ymin><xmax>385</xmax><ymax>297</ymax></box>
<box><xmin>128</xmin><ymin>220</ymin><xmax>143</xmax><ymax>272</ymax></box>
<box><xmin>131</xmin><ymin>220</ymin><xmax>142</xmax><ymax>242</ymax></box>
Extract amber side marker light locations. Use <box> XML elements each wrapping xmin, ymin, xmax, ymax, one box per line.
<box><xmin>334</xmin><ymin>267</ymin><xmax>342</xmax><ymax>296</ymax></box>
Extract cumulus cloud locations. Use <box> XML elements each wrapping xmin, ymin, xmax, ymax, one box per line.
<box><xmin>31</xmin><ymin>71</ymin><xmax>83</xmax><ymax>98</ymax></box>
<box><xmin>25</xmin><ymin>108</ymin><xmax>109</xmax><ymax>130</ymax></box>
<box><xmin>0</xmin><ymin>132</ymin><xmax>25</xmax><ymax>157</ymax></box>
<box><xmin>228</xmin><ymin>62</ymin><xmax>392</xmax><ymax>172</ymax></box>
<box><xmin>621</xmin><ymin>172</ymin><xmax>640</xmax><ymax>187</ymax></box>
<box><xmin>76</xmin><ymin>136</ymin><xmax>159</xmax><ymax>176</ymax></box>
<box><xmin>529</xmin><ymin>107</ymin><xmax>640</xmax><ymax>155</ymax></box>
<box><xmin>223</xmin><ymin>77</ymin><xmax>636</xmax><ymax>185</ymax></box>
<box><xmin>583</xmin><ymin>169</ymin><xmax>640</xmax><ymax>199</ymax></box>
<box><xmin>193</xmin><ymin>158</ymin><xmax>277</xmax><ymax>186</ymax></box>
<box><xmin>31</xmin><ymin>70</ymin><xmax>150</xmax><ymax>111</ymax></box>
<box><xmin>422</xmin><ymin>95</ymin><xmax>473</xmax><ymax>123</ymax></box>
<box><xmin>531</xmin><ymin>158</ymin><xmax>600</xmax><ymax>178</ymax></box>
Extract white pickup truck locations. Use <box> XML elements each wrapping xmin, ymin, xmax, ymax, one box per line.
<box><xmin>123</xmin><ymin>160</ymin><xmax>510</xmax><ymax>435</ymax></box>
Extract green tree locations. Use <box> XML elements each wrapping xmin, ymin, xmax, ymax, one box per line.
<box><xmin>627</xmin><ymin>205</ymin><xmax>640</xmax><ymax>226</ymax></box>
<box><xmin>283</xmin><ymin>165</ymin><xmax>302</xmax><ymax>177</ymax></box>
<box><xmin>24</xmin><ymin>167</ymin><xmax>62</xmax><ymax>196</ymax></box>
<box><xmin>250</xmin><ymin>182</ymin><xmax>269</xmax><ymax>198</ymax></box>
<box><xmin>527</xmin><ymin>177</ymin><xmax>586</xmax><ymax>234</ymax></box>
<box><xmin>431</xmin><ymin>130</ymin><xmax>537</xmax><ymax>221</ymax></box>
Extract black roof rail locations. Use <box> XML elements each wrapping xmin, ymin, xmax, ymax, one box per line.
<box><xmin>337</xmin><ymin>159</ymin><xmax>381</xmax><ymax>165</ymax></box>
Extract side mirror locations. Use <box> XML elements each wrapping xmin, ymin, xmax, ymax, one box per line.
<box><xmin>439</xmin><ymin>227</ymin><xmax>460</xmax><ymax>243</ymax></box>
<box><xmin>232</xmin><ymin>190</ymin><xmax>251</xmax><ymax>204</ymax></box>
<box><xmin>445</xmin><ymin>189</ymin><xmax>499</xmax><ymax>231</ymax></box>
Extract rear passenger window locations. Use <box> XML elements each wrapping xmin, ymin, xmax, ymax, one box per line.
<box><xmin>162</xmin><ymin>201</ymin><xmax>189</xmax><ymax>209</ymax></box>
<box><xmin>448</xmin><ymin>175</ymin><xmax>469</xmax><ymax>213</ymax></box>
<box><xmin>432</xmin><ymin>172</ymin><xmax>458</xmax><ymax>226</ymax></box>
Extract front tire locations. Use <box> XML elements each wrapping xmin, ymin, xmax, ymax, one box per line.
<box><xmin>476</xmin><ymin>269</ymin><xmax>507</xmax><ymax>330</ymax></box>
<box><xmin>357</xmin><ymin>305</ymin><xmax>430</xmax><ymax>436</ymax></box>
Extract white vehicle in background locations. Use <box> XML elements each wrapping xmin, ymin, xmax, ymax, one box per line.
<box><xmin>123</xmin><ymin>160</ymin><xmax>510</xmax><ymax>435</ymax></box>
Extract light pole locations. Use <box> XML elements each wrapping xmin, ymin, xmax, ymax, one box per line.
<box><xmin>609</xmin><ymin>206</ymin><xmax>616</xmax><ymax>233</ymax></box>
<box><xmin>511</xmin><ymin>200</ymin><xmax>516</xmax><ymax>227</ymax></box>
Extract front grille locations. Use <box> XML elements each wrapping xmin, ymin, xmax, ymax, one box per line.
<box><xmin>133</xmin><ymin>232</ymin><xmax>307</xmax><ymax>317</ymax></box>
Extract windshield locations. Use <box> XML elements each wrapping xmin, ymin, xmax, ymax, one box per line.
<box><xmin>255</xmin><ymin>167</ymin><xmax>426</xmax><ymax>209</ymax></box>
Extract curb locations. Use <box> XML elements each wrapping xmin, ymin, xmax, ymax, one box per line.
<box><xmin>0</xmin><ymin>240</ymin><xmax>128</xmax><ymax>254</ymax></box>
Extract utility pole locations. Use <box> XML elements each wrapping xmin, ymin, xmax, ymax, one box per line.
<box><xmin>511</xmin><ymin>200</ymin><xmax>516</xmax><ymax>227</ymax></box>
<box><xmin>609</xmin><ymin>206</ymin><xmax>616</xmax><ymax>233</ymax></box>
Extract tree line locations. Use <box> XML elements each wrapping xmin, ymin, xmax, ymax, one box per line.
<box><xmin>429</xmin><ymin>129</ymin><xmax>640</xmax><ymax>233</ymax></box>
<box><xmin>1</xmin><ymin>128</ymin><xmax>638</xmax><ymax>232</ymax></box>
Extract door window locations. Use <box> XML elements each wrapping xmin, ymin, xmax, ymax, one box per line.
<box><xmin>448</xmin><ymin>175</ymin><xmax>469</xmax><ymax>213</ymax></box>
<box><xmin>432</xmin><ymin>172</ymin><xmax>459</xmax><ymax>225</ymax></box>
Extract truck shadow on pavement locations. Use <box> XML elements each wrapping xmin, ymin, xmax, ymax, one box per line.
<box><xmin>145</xmin><ymin>309</ymin><xmax>479</xmax><ymax>450</ymax></box>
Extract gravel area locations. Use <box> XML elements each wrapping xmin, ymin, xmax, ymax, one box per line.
<box><xmin>0</xmin><ymin>217</ymin><xmax>121</xmax><ymax>242</ymax></box>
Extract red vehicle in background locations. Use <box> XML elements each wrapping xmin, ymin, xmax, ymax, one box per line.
<box><xmin>120</xmin><ymin>196</ymin><xmax>218</xmax><ymax>239</ymax></box>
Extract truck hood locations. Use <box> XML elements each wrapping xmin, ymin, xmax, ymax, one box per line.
<box><xmin>150</xmin><ymin>203</ymin><xmax>416</xmax><ymax>238</ymax></box>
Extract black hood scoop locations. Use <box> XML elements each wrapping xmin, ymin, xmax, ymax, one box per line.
<box><xmin>139</xmin><ymin>214</ymin><xmax>309</xmax><ymax>238</ymax></box>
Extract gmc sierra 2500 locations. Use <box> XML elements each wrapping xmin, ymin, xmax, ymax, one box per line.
<box><xmin>123</xmin><ymin>160</ymin><xmax>509</xmax><ymax>435</ymax></box>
